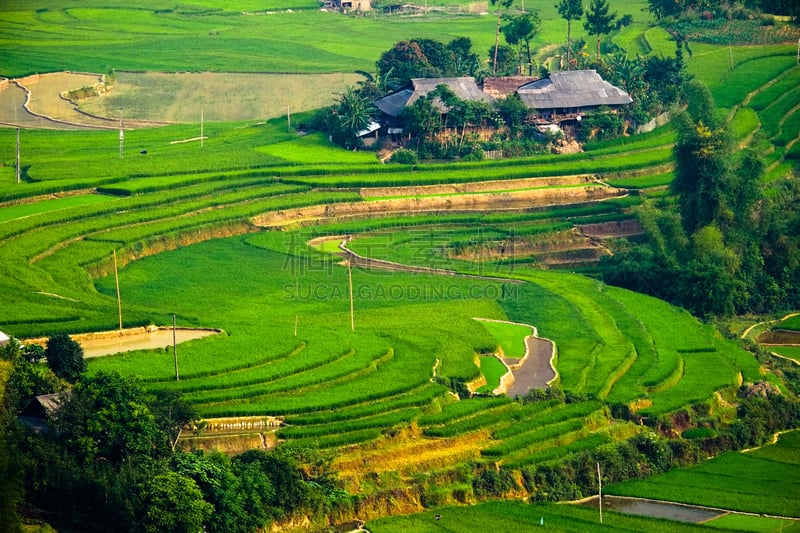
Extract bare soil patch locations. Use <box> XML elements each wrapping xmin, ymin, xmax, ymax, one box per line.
<box><xmin>577</xmin><ymin>219</ymin><xmax>643</xmax><ymax>239</ymax></box>
<box><xmin>253</xmin><ymin>186</ymin><xmax>625</xmax><ymax>228</ymax></box>
<box><xmin>360</xmin><ymin>174</ymin><xmax>595</xmax><ymax>199</ymax></box>
<box><xmin>758</xmin><ymin>329</ymin><xmax>800</xmax><ymax>346</ymax></box>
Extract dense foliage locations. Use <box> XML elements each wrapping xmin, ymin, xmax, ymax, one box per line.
<box><xmin>377</xmin><ymin>37</ymin><xmax>481</xmax><ymax>92</ymax></box>
<box><xmin>1</xmin><ymin>358</ymin><xmax>344</xmax><ymax>532</ymax></box>
<box><xmin>602</xmin><ymin>82</ymin><xmax>800</xmax><ymax>317</ymax></box>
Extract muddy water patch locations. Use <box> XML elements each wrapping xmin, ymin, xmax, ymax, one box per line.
<box><xmin>580</xmin><ymin>495</ymin><xmax>725</xmax><ymax>523</ymax></box>
<box><xmin>758</xmin><ymin>329</ymin><xmax>800</xmax><ymax>345</ymax></box>
<box><xmin>25</xmin><ymin>327</ymin><xmax>222</xmax><ymax>357</ymax></box>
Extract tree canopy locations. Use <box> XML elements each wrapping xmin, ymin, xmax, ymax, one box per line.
<box><xmin>584</xmin><ymin>0</ymin><xmax>616</xmax><ymax>58</ymax></box>
<box><xmin>377</xmin><ymin>38</ymin><xmax>479</xmax><ymax>91</ymax></box>
<box><xmin>45</xmin><ymin>332</ymin><xmax>86</xmax><ymax>382</ymax></box>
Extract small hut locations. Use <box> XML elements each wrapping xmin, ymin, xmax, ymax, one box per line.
<box><xmin>20</xmin><ymin>391</ymin><xmax>70</xmax><ymax>433</ymax></box>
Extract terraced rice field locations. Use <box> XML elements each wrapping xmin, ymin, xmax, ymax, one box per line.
<box><xmin>0</xmin><ymin>30</ymin><xmax>796</xmax><ymax>508</ymax></box>
<box><xmin>607</xmin><ymin>430</ymin><xmax>800</xmax><ymax>520</ymax></box>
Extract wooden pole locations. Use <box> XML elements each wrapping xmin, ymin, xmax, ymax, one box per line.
<box><xmin>119</xmin><ymin>111</ymin><xmax>124</xmax><ymax>159</ymax></box>
<box><xmin>348</xmin><ymin>260</ymin><xmax>354</xmax><ymax>332</ymax></box>
<box><xmin>201</xmin><ymin>110</ymin><xmax>204</xmax><ymax>148</ymax></box>
<box><xmin>113</xmin><ymin>250</ymin><xmax>123</xmax><ymax>334</ymax></box>
<box><xmin>173</xmin><ymin>314</ymin><xmax>179</xmax><ymax>382</ymax></box>
<box><xmin>16</xmin><ymin>128</ymin><xmax>20</xmax><ymax>184</ymax></box>
<box><xmin>287</xmin><ymin>105</ymin><xmax>291</xmax><ymax>131</ymax></box>
<box><xmin>597</xmin><ymin>462</ymin><xmax>603</xmax><ymax>524</ymax></box>
<box><xmin>729</xmin><ymin>41</ymin><xmax>734</xmax><ymax>71</ymax></box>
<box><xmin>294</xmin><ymin>313</ymin><xmax>298</xmax><ymax>337</ymax></box>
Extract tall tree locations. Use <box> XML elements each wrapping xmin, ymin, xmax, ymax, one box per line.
<box><xmin>491</xmin><ymin>0</ymin><xmax>515</xmax><ymax>75</ymax></box>
<box><xmin>377</xmin><ymin>40</ymin><xmax>439</xmax><ymax>91</ymax></box>
<box><xmin>502</xmin><ymin>12</ymin><xmax>541</xmax><ymax>75</ymax></box>
<box><xmin>447</xmin><ymin>37</ymin><xmax>480</xmax><ymax>77</ymax></box>
<box><xmin>139</xmin><ymin>472</ymin><xmax>213</xmax><ymax>533</ymax></box>
<box><xmin>584</xmin><ymin>0</ymin><xmax>616</xmax><ymax>59</ymax></box>
<box><xmin>671</xmin><ymin>81</ymin><xmax>734</xmax><ymax>234</ymax></box>
<box><xmin>556</xmin><ymin>0</ymin><xmax>584</xmax><ymax>69</ymax></box>
<box><xmin>45</xmin><ymin>332</ymin><xmax>86</xmax><ymax>382</ymax></box>
<box><xmin>52</xmin><ymin>371</ymin><xmax>163</xmax><ymax>463</ymax></box>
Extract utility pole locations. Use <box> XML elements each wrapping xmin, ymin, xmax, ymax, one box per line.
<box><xmin>287</xmin><ymin>105</ymin><xmax>291</xmax><ymax>131</ymax></box>
<box><xmin>729</xmin><ymin>41</ymin><xmax>735</xmax><ymax>71</ymax></box>
<box><xmin>200</xmin><ymin>110</ymin><xmax>204</xmax><ymax>148</ymax></box>
<box><xmin>119</xmin><ymin>111</ymin><xmax>124</xmax><ymax>159</ymax></box>
<box><xmin>16</xmin><ymin>127</ymin><xmax>20</xmax><ymax>184</ymax></box>
<box><xmin>597</xmin><ymin>462</ymin><xmax>603</xmax><ymax>524</ymax></box>
<box><xmin>173</xmin><ymin>314</ymin><xmax>180</xmax><ymax>382</ymax></box>
<box><xmin>113</xmin><ymin>250</ymin><xmax>123</xmax><ymax>334</ymax></box>
<box><xmin>348</xmin><ymin>260</ymin><xmax>354</xmax><ymax>332</ymax></box>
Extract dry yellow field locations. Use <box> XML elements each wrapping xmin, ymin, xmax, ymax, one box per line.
<box><xmin>80</xmin><ymin>70</ymin><xmax>365</xmax><ymax>122</ymax></box>
<box><xmin>0</xmin><ymin>70</ymin><xmax>364</xmax><ymax>128</ymax></box>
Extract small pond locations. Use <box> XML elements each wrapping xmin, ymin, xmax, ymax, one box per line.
<box><xmin>79</xmin><ymin>328</ymin><xmax>219</xmax><ymax>357</ymax></box>
<box><xmin>758</xmin><ymin>329</ymin><xmax>800</xmax><ymax>345</ymax></box>
<box><xmin>581</xmin><ymin>496</ymin><xmax>725</xmax><ymax>523</ymax></box>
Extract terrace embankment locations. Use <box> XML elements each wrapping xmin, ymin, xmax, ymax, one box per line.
<box><xmin>359</xmin><ymin>174</ymin><xmax>596</xmax><ymax>199</ymax></box>
<box><xmin>252</xmin><ymin>183</ymin><xmax>625</xmax><ymax>229</ymax></box>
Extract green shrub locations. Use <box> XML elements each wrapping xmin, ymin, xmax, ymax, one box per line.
<box><xmin>388</xmin><ymin>149</ymin><xmax>418</xmax><ymax>165</ymax></box>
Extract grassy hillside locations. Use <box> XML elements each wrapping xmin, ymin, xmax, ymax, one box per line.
<box><xmin>1</xmin><ymin>3</ymin><xmax>798</xmax><ymax>528</ymax></box>
<box><xmin>0</xmin><ymin>0</ymin><xmax>652</xmax><ymax>77</ymax></box>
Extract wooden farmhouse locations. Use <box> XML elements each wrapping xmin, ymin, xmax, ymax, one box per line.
<box><xmin>369</xmin><ymin>71</ymin><xmax>631</xmax><ymax>143</ymax></box>
<box><xmin>517</xmin><ymin>70</ymin><xmax>632</xmax><ymax>126</ymax></box>
<box><xmin>322</xmin><ymin>0</ymin><xmax>371</xmax><ymax>11</ymax></box>
<box><xmin>374</xmin><ymin>77</ymin><xmax>495</xmax><ymax>138</ymax></box>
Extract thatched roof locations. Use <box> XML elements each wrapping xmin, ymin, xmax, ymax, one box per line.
<box><xmin>482</xmin><ymin>76</ymin><xmax>538</xmax><ymax>99</ymax></box>
<box><xmin>375</xmin><ymin>77</ymin><xmax>495</xmax><ymax>117</ymax></box>
<box><xmin>518</xmin><ymin>70</ymin><xmax>632</xmax><ymax>110</ymax></box>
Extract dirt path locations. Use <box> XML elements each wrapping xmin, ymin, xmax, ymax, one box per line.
<box><xmin>337</xmin><ymin>237</ymin><xmax>523</xmax><ymax>284</ymax></box>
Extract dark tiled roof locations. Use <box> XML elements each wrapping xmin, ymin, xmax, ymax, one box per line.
<box><xmin>375</xmin><ymin>77</ymin><xmax>495</xmax><ymax>117</ymax></box>
<box><xmin>375</xmin><ymin>88</ymin><xmax>414</xmax><ymax>117</ymax></box>
<box><xmin>518</xmin><ymin>70</ymin><xmax>632</xmax><ymax>109</ymax></box>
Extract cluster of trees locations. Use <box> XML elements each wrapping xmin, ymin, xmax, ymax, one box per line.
<box><xmin>376</xmin><ymin>37</ymin><xmax>480</xmax><ymax>92</ymax></box>
<box><xmin>602</xmin><ymin>81</ymin><xmax>800</xmax><ymax>317</ymax></box>
<box><xmin>490</xmin><ymin>0</ymin><xmax>628</xmax><ymax>76</ymax></box>
<box><xmin>647</xmin><ymin>0</ymin><xmax>799</xmax><ymax>20</ymax></box>
<box><xmin>1</xmin><ymin>336</ymin><xmax>347</xmax><ymax>532</ymax></box>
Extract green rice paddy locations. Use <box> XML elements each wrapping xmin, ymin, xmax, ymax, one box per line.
<box><xmin>1</xmin><ymin>4</ymin><xmax>798</xmax><ymax>527</ymax></box>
